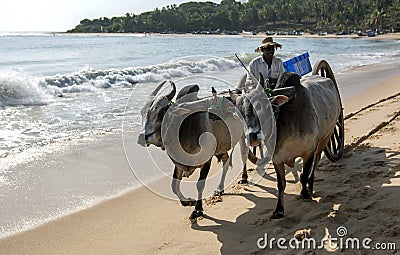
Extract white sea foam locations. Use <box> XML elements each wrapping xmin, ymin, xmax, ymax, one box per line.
<box><xmin>0</xmin><ymin>31</ymin><xmax>53</xmax><ymax>37</ymax></box>
<box><xmin>0</xmin><ymin>71</ymin><xmax>55</xmax><ymax>106</ymax></box>
<box><xmin>42</xmin><ymin>57</ymin><xmax>239</xmax><ymax>90</ymax></box>
<box><xmin>0</xmin><ymin>57</ymin><xmax>238</xmax><ymax>107</ymax></box>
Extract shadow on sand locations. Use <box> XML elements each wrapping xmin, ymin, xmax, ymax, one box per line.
<box><xmin>192</xmin><ymin>144</ymin><xmax>400</xmax><ymax>254</ymax></box>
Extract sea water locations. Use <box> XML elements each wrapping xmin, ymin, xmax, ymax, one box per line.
<box><xmin>0</xmin><ymin>32</ymin><xmax>399</xmax><ymax>238</ymax></box>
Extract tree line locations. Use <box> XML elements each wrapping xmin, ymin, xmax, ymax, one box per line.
<box><xmin>67</xmin><ymin>0</ymin><xmax>399</xmax><ymax>34</ymax></box>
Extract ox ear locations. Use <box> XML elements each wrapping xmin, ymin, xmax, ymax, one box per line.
<box><xmin>229</xmin><ymin>89</ymin><xmax>239</xmax><ymax>103</ymax></box>
<box><xmin>270</xmin><ymin>95</ymin><xmax>289</xmax><ymax>107</ymax></box>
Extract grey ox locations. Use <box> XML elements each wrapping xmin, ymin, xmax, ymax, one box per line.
<box><xmin>137</xmin><ymin>81</ymin><xmax>249</xmax><ymax>222</ymax></box>
<box><xmin>233</xmin><ymin>72</ymin><xmax>342</xmax><ymax>219</ymax></box>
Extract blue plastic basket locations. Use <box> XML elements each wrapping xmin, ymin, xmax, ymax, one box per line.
<box><xmin>283</xmin><ymin>52</ymin><xmax>312</xmax><ymax>76</ymax></box>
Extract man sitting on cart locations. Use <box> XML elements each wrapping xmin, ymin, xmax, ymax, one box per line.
<box><xmin>242</xmin><ymin>37</ymin><xmax>285</xmax><ymax>89</ymax></box>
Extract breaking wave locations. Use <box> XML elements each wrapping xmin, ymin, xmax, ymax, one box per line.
<box><xmin>0</xmin><ymin>72</ymin><xmax>55</xmax><ymax>107</ymax></box>
<box><xmin>0</xmin><ymin>57</ymin><xmax>239</xmax><ymax>107</ymax></box>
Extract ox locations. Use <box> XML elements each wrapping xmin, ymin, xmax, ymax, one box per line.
<box><xmin>138</xmin><ymin>81</ymin><xmax>249</xmax><ymax>222</ymax></box>
<box><xmin>233</xmin><ymin>72</ymin><xmax>342</xmax><ymax>218</ymax></box>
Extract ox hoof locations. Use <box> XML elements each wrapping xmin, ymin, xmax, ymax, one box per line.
<box><xmin>189</xmin><ymin>210</ymin><xmax>203</xmax><ymax>224</ymax></box>
<box><xmin>299</xmin><ymin>191</ymin><xmax>312</xmax><ymax>200</ymax></box>
<box><xmin>181</xmin><ymin>199</ymin><xmax>196</xmax><ymax>207</ymax></box>
<box><xmin>238</xmin><ymin>179</ymin><xmax>248</xmax><ymax>185</ymax></box>
<box><xmin>271</xmin><ymin>211</ymin><xmax>284</xmax><ymax>219</ymax></box>
<box><xmin>213</xmin><ymin>189</ymin><xmax>224</xmax><ymax>197</ymax></box>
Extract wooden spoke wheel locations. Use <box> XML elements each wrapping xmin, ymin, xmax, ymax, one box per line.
<box><xmin>312</xmin><ymin>60</ymin><xmax>345</xmax><ymax>162</ymax></box>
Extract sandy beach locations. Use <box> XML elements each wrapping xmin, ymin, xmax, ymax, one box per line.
<box><xmin>146</xmin><ymin>32</ymin><xmax>400</xmax><ymax>41</ymax></box>
<box><xmin>0</xmin><ymin>61</ymin><xmax>399</xmax><ymax>254</ymax></box>
<box><xmin>60</xmin><ymin>31</ymin><xmax>400</xmax><ymax>41</ymax></box>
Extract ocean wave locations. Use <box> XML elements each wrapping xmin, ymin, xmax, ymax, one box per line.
<box><xmin>41</xmin><ymin>58</ymin><xmax>238</xmax><ymax>93</ymax></box>
<box><xmin>0</xmin><ymin>72</ymin><xmax>56</xmax><ymax>107</ymax></box>
<box><xmin>42</xmin><ymin>56</ymin><xmax>239</xmax><ymax>90</ymax></box>
<box><xmin>0</xmin><ymin>31</ymin><xmax>53</xmax><ymax>37</ymax></box>
<box><xmin>0</xmin><ymin>57</ymin><xmax>239</xmax><ymax>106</ymax></box>
<box><xmin>228</xmin><ymin>52</ymin><xmax>259</xmax><ymax>64</ymax></box>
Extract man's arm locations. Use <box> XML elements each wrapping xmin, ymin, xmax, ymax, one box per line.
<box><xmin>245</xmin><ymin>60</ymin><xmax>257</xmax><ymax>87</ymax></box>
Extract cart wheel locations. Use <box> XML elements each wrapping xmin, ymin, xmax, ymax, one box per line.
<box><xmin>312</xmin><ymin>60</ymin><xmax>344</xmax><ymax>162</ymax></box>
<box><xmin>312</xmin><ymin>60</ymin><xmax>337</xmax><ymax>85</ymax></box>
<box><xmin>324</xmin><ymin>110</ymin><xmax>344</xmax><ymax>161</ymax></box>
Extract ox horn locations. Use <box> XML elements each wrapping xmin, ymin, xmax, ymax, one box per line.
<box><xmin>150</xmin><ymin>81</ymin><xmax>167</xmax><ymax>96</ymax></box>
<box><xmin>272</xmin><ymin>86</ymin><xmax>296</xmax><ymax>100</ymax></box>
<box><xmin>212</xmin><ymin>87</ymin><xmax>217</xmax><ymax>97</ymax></box>
<box><xmin>166</xmin><ymin>81</ymin><xmax>177</xmax><ymax>101</ymax></box>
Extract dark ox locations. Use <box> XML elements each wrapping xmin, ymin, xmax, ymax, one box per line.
<box><xmin>234</xmin><ymin>72</ymin><xmax>342</xmax><ymax>218</ymax></box>
<box><xmin>138</xmin><ymin>81</ymin><xmax>248</xmax><ymax>222</ymax></box>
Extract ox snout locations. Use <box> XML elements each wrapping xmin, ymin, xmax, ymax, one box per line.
<box><xmin>245</xmin><ymin>131</ymin><xmax>262</xmax><ymax>147</ymax></box>
<box><xmin>248</xmin><ymin>132</ymin><xmax>261</xmax><ymax>147</ymax></box>
<box><xmin>137</xmin><ymin>130</ymin><xmax>164</xmax><ymax>149</ymax></box>
<box><xmin>137</xmin><ymin>132</ymin><xmax>148</xmax><ymax>147</ymax></box>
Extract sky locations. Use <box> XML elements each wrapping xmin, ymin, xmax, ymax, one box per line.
<box><xmin>1</xmin><ymin>0</ymin><xmax>221</xmax><ymax>32</ymax></box>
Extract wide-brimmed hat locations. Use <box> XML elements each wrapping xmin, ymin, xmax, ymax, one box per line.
<box><xmin>255</xmin><ymin>37</ymin><xmax>282</xmax><ymax>52</ymax></box>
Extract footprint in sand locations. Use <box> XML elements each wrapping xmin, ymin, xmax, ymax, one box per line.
<box><xmin>252</xmin><ymin>217</ymin><xmax>270</xmax><ymax>226</ymax></box>
<box><xmin>359</xmin><ymin>187</ymin><xmax>378</xmax><ymax>198</ymax></box>
<box><xmin>362</xmin><ymin>201</ymin><xmax>376</xmax><ymax>210</ymax></box>
<box><xmin>342</xmin><ymin>177</ymin><xmax>354</xmax><ymax>184</ymax></box>
<box><xmin>364</xmin><ymin>169</ymin><xmax>385</xmax><ymax>178</ymax></box>
<box><xmin>276</xmin><ymin>216</ymin><xmax>301</xmax><ymax>229</ymax></box>
<box><xmin>332</xmin><ymin>213</ymin><xmax>347</xmax><ymax>224</ymax></box>
<box><xmin>356</xmin><ymin>211</ymin><xmax>369</xmax><ymax>220</ymax></box>
<box><xmin>383</xmin><ymin>227</ymin><xmax>400</xmax><ymax>237</ymax></box>
<box><xmin>377</xmin><ymin>207</ymin><xmax>400</xmax><ymax>216</ymax></box>
<box><xmin>309</xmin><ymin>211</ymin><xmax>329</xmax><ymax>221</ymax></box>
<box><xmin>249</xmin><ymin>209</ymin><xmax>273</xmax><ymax>226</ymax></box>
